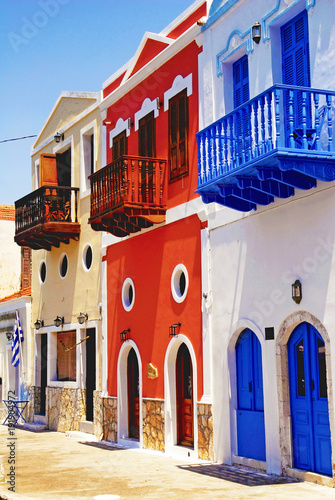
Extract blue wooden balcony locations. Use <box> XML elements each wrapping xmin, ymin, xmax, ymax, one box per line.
<box><xmin>197</xmin><ymin>85</ymin><xmax>335</xmax><ymax>212</ymax></box>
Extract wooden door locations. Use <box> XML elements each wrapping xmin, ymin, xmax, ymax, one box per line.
<box><xmin>127</xmin><ymin>348</ymin><xmax>139</xmax><ymax>439</ymax></box>
<box><xmin>176</xmin><ymin>343</ymin><xmax>194</xmax><ymax>447</ymax></box>
<box><xmin>236</xmin><ymin>329</ymin><xmax>266</xmax><ymax>461</ymax></box>
<box><xmin>85</xmin><ymin>329</ymin><xmax>96</xmax><ymax>422</ymax></box>
<box><xmin>139</xmin><ymin>111</ymin><xmax>155</xmax><ymax>203</ymax></box>
<box><xmin>288</xmin><ymin>322</ymin><xmax>331</xmax><ymax>475</ymax></box>
<box><xmin>40</xmin><ymin>334</ymin><xmax>47</xmax><ymax>416</ymax></box>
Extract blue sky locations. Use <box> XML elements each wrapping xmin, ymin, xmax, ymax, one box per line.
<box><xmin>0</xmin><ymin>0</ymin><xmax>194</xmax><ymax>205</ymax></box>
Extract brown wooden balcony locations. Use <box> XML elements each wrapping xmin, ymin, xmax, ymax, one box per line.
<box><xmin>15</xmin><ymin>186</ymin><xmax>80</xmax><ymax>251</ymax></box>
<box><xmin>89</xmin><ymin>155</ymin><xmax>167</xmax><ymax>237</ymax></box>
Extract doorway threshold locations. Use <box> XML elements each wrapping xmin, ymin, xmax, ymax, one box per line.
<box><xmin>232</xmin><ymin>454</ymin><xmax>266</xmax><ymax>472</ymax></box>
<box><xmin>286</xmin><ymin>467</ymin><xmax>334</xmax><ymax>487</ymax></box>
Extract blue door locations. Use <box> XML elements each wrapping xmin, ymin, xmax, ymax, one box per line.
<box><xmin>288</xmin><ymin>322</ymin><xmax>332</xmax><ymax>475</ymax></box>
<box><xmin>236</xmin><ymin>329</ymin><xmax>266</xmax><ymax>461</ymax></box>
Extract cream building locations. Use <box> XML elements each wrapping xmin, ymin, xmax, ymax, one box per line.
<box><xmin>15</xmin><ymin>91</ymin><xmax>104</xmax><ymax>436</ymax></box>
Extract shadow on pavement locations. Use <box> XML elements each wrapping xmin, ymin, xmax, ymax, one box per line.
<box><xmin>177</xmin><ymin>463</ymin><xmax>301</xmax><ymax>486</ymax></box>
<box><xmin>79</xmin><ymin>440</ymin><xmax>125</xmax><ymax>451</ymax></box>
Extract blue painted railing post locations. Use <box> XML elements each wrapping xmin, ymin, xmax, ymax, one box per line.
<box><xmin>196</xmin><ymin>134</ymin><xmax>202</xmax><ymax>186</ymax></box>
<box><xmin>247</xmin><ymin>103</ymin><xmax>253</xmax><ymax>160</ymax></box>
<box><xmin>253</xmin><ymin>100</ymin><xmax>259</xmax><ymax>157</ymax></box>
<box><xmin>223</xmin><ymin>119</ymin><xmax>228</xmax><ymax>173</ymax></box>
<box><xmin>301</xmin><ymin>91</ymin><xmax>308</xmax><ymax>149</ymax></box>
<box><xmin>267</xmin><ymin>92</ymin><xmax>273</xmax><ymax>152</ymax></box>
<box><xmin>217</xmin><ymin>122</ymin><xmax>224</xmax><ymax>175</ymax></box>
<box><xmin>314</xmin><ymin>93</ymin><xmax>321</xmax><ymax>151</ymax></box>
<box><xmin>229</xmin><ymin>115</ymin><xmax>235</xmax><ymax>170</ymax></box>
<box><xmin>275</xmin><ymin>88</ymin><xmax>281</xmax><ymax>148</ymax></box>
<box><xmin>288</xmin><ymin>90</ymin><xmax>295</xmax><ymax>148</ymax></box>
<box><xmin>260</xmin><ymin>96</ymin><xmax>266</xmax><ymax>155</ymax></box>
<box><xmin>327</xmin><ymin>95</ymin><xmax>333</xmax><ymax>152</ymax></box>
<box><xmin>212</xmin><ymin>125</ymin><xmax>217</xmax><ymax>179</ymax></box>
<box><xmin>241</xmin><ymin>108</ymin><xmax>246</xmax><ymax>164</ymax></box>
<box><xmin>206</xmin><ymin>129</ymin><xmax>211</xmax><ymax>181</ymax></box>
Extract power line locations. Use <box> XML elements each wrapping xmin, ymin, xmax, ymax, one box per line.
<box><xmin>0</xmin><ymin>135</ymin><xmax>37</xmax><ymax>144</ymax></box>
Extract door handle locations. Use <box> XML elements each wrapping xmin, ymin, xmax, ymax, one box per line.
<box><xmin>248</xmin><ymin>381</ymin><xmax>252</xmax><ymax>393</ymax></box>
<box><xmin>311</xmin><ymin>380</ymin><xmax>315</xmax><ymax>391</ymax></box>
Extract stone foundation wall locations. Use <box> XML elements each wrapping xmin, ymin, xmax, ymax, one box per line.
<box><xmin>93</xmin><ymin>391</ymin><xmax>104</xmax><ymax>440</ymax></box>
<box><xmin>25</xmin><ymin>386</ymin><xmax>38</xmax><ymax>423</ymax></box>
<box><xmin>47</xmin><ymin>387</ymin><xmax>86</xmax><ymax>432</ymax></box>
<box><xmin>102</xmin><ymin>396</ymin><xmax>117</xmax><ymax>442</ymax></box>
<box><xmin>198</xmin><ymin>403</ymin><xmax>214</xmax><ymax>461</ymax></box>
<box><xmin>142</xmin><ymin>399</ymin><xmax>165</xmax><ymax>452</ymax></box>
<box><xmin>33</xmin><ymin>386</ymin><xmax>41</xmax><ymax>416</ymax></box>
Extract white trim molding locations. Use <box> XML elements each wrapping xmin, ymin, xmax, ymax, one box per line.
<box><xmin>134</xmin><ymin>97</ymin><xmax>160</xmax><ymax>131</ymax></box>
<box><xmin>109</xmin><ymin>117</ymin><xmax>131</xmax><ymax>147</ymax></box>
<box><xmin>164</xmin><ymin>73</ymin><xmax>193</xmax><ymax>112</ymax></box>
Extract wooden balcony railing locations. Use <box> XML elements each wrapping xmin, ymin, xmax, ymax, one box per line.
<box><xmin>14</xmin><ymin>186</ymin><xmax>80</xmax><ymax>250</ymax></box>
<box><xmin>89</xmin><ymin>155</ymin><xmax>167</xmax><ymax>236</ymax></box>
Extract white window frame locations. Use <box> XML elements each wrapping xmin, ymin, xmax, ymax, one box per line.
<box><xmin>80</xmin><ymin>119</ymin><xmax>97</xmax><ymax>198</ymax></box>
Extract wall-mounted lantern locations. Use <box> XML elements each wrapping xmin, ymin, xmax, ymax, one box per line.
<box><xmin>77</xmin><ymin>312</ymin><xmax>88</xmax><ymax>325</ymax></box>
<box><xmin>54</xmin><ymin>316</ymin><xmax>64</xmax><ymax>327</ymax></box>
<box><xmin>54</xmin><ymin>132</ymin><xmax>64</xmax><ymax>143</ymax></box>
<box><xmin>169</xmin><ymin>322</ymin><xmax>181</xmax><ymax>337</ymax></box>
<box><xmin>292</xmin><ymin>280</ymin><xmax>302</xmax><ymax>304</ymax></box>
<box><xmin>6</xmin><ymin>332</ymin><xmax>13</xmax><ymax>342</ymax></box>
<box><xmin>34</xmin><ymin>319</ymin><xmax>44</xmax><ymax>330</ymax></box>
<box><xmin>252</xmin><ymin>22</ymin><xmax>261</xmax><ymax>44</ymax></box>
<box><xmin>120</xmin><ymin>329</ymin><xmax>130</xmax><ymax>342</ymax></box>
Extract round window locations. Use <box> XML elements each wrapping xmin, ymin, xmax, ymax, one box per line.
<box><xmin>39</xmin><ymin>260</ymin><xmax>46</xmax><ymax>284</ymax></box>
<box><xmin>171</xmin><ymin>264</ymin><xmax>189</xmax><ymax>303</ymax></box>
<box><xmin>59</xmin><ymin>253</ymin><xmax>68</xmax><ymax>279</ymax></box>
<box><xmin>83</xmin><ymin>244</ymin><xmax>93</xmax><ymax>271</ymax></box>
<box><xmin>122</xmin><ymin>278</ymin><xmax>135</xmax><ymax>311</ymax></box>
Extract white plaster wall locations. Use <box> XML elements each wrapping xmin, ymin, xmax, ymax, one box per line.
<box><xmin>199</xmin><ymin>0</ymin><xmax>335</xmax><ymax>474</ymax></box>
<box><xmin>208</xmin><ymin>183</ymin><xmax>335</xmax><ymax>472</ymax></box>
<box><xmin>199</xmin><ymin>0</ymin><xmax>335</xmax><ymax>130</ymax></box>
<box><xmin>0</xmin><ymin>219</ymin><xmax>21</xmax><ymax>299</ymax></box>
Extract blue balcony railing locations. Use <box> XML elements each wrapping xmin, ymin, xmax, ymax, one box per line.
<box><xmin>197</xmin><ymin>84</ymin><xmax>335</xmax><ymax>190</ymax></box>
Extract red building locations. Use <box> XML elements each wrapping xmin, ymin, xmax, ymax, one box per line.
<box><xmin>89</xmin><ymin>0</ymin><xmax>212</xmax><ymax>460</ymax></box>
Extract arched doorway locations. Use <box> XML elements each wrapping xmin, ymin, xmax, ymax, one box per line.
<box><xmin>236</xmin><ymin>328</ymin><xmax>266</xmax><ymax>461</ymax></box>
<box><xmin>127</xmin><ymin>348</ymin><xmax>139</xmax><ymax>440</ymax></box>
<box><xmin>176</xmin><ymin>343</ymin><xmax>193</xmax><ymax>447</ymax></box>
<box><xmin>288</xmin><ymin>322</ymin><xmax>331</xmax><ymax>475</ymax></box>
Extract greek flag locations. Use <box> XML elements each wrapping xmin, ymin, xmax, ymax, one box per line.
<box><xmin>11</xmin><ymin>311</ymin><xmax>24</xmax><ymax>367</ymax></box>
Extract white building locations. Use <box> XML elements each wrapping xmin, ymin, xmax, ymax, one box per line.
<box><xmin>198</xmin><ymin>0</ymin><xmax>335</xmax><ymax>485</ymax></box>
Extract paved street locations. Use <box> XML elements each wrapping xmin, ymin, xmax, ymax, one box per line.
<box><xmin>0</xmin><ymin>426</ymin><xmax>334</xmax><ymax>500</ymax></box>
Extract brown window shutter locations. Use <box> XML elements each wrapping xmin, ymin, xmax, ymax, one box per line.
<box><xmin>40</xmin><ymin>153</ymin><xmax>58</xmax><ymax>186</ymax></box>
<box><xmin>169</xmin><ymin>89</ymin><xmax>188</xmax><ymax>181</ymax></box>
<box><xmin>113</xmin><ymin>130</ymin><xmax>127</xmax><ymax>161</ymax></box>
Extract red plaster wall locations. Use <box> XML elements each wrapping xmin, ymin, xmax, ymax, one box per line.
<box><xmin>106</xmin><ymin>214</ymin><xmax>203</xmax><ymax>400</ymax></box>
<box><xmin>105</xmin><ymin>40</ymin><xmax>202</xmax><ymax>209</ymax></box>
<box><xmin>103</xmin><ymin>71</ymin><xmax>127</xmax><ymax>99</ymax></box>
<box><xmin>129</xmin><ymin>39</ymin><xmax>170</xmax><ymax>78</ymax></box>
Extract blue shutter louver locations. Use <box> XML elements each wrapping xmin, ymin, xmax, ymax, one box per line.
<box><xmin>282</xmin><ymin>10</ymin><xmax>311</xmax><ymax>145</ymax></box>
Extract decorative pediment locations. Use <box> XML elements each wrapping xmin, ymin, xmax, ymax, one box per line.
<box><xmin>122</xmin><ymin>32</ymin><xmax>172</xmax><ymax>82</ymax></box>
<box><xmin>33</xmin><ymin>92</ymin><xmax>99</xmax><ymax>149</ymax></box>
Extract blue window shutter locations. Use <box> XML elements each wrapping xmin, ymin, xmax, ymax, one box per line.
<box><xmin>282</xmin><ymin>11</ymin><xmax>310</xmax><ymax>87</ymax></box>
<box><xmin>233</xmin><ymin>55</ymin><xmax>249</xmax><ymax>108</ymax></box>
<box><xmin>282</xmin><ymin>11</ymin><xmax>311</xmax><ymax>136</ymax></box>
